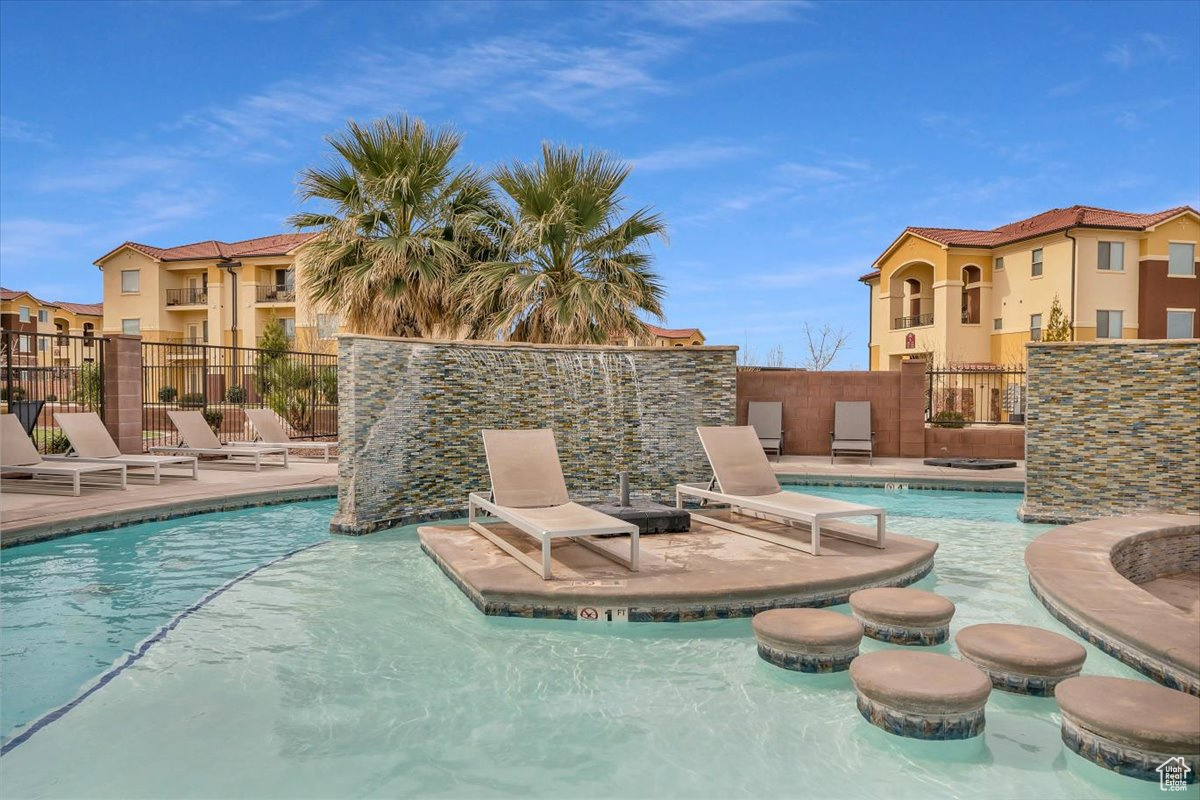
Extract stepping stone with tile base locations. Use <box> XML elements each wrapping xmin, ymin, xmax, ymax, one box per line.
<box><xmin>955</xmin><ymin>623</ymin><xmax>1086</xmax><ymax>696</ymax></box>
<box><xmin>1056</xmin><ymin>676</ymin><xmax>1200</xmax><ymax>784</ymax></box>
<box><xmin>752</xmin><ymin>609</ymin><xmax>863</xmax><ymax>672</ymax></box>
<box><xmin>850</xmin><ymin>651</ymin><xmax>991</xmax><ymax>740</ymax></box>
<box><xmin>849</xmin><ymin>587</ymin><xmax>955</xmax><ymax>645</ymax></box>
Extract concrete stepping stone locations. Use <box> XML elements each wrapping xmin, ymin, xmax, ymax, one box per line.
<box><xmin>1057</xmin><ymin>676</ymin><xmax>1200</xmax><ymax>784</ymax></box>
<box><xmin>752</xmin><ymin>609</ymin><xmax>863</xmax><ymax>672</ymax></box>
<box><xmin>849</xmin><ymin>587</ymin><xmax>955</xmax><ymax>645</ymax></box>
<box><xmin>850</xmin><ymin>650</ymin><xmax>991</xmax><ymax>740</ymax></box>
<box><xmin>955</xmin><ymin>623</ymin><xmax>1086</xmax><ymax>696</ymax></box>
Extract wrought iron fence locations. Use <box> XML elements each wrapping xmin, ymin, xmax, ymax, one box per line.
<box><xmin>141</xmin><ymin>340</ymin><xmax>337</xmax><ymax>452</ymax></box>
<box><xmin>1</xmin><ymin>329</ymin><xmax>106</xmax><ymax>452</ymax></box>
<box><xmin>926</xmin><ymin>364</ymin><xmax>1026</xmax><ymax>426</ymax></box>
<box><xmin>164</xmin><ymin>287</ymin><xmax>208</xmax><ymax>307</ymax></box>
<box><xmin>893</xmin><ymin>313</ymin><xmax>934</xmax><ymax>329</ymax></box>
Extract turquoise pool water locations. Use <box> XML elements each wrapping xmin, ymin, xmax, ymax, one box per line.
<box><xmin>0</xmin><ymin>489</ymin><xmax>1193</xmax><ymax>799</ymax></box>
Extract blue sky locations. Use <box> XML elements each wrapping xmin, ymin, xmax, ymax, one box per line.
<box><xmin>1</xmin><ymin>0</ymin><xmax>1197</xmax><ymax>366</ymax></box>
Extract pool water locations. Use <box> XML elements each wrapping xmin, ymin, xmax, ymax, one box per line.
<box><xmin>0</xmin><ymin>490</ymin><xmax>1193</xmax><ymax>799</ymax></box>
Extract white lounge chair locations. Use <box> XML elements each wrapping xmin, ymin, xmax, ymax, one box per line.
<box><xmin>149</xmin><ymin>410</ymin><xmax>288</xmax><ymax>471</ymax></box>
<box><xmin>748</xmin><ymin>401</ymin><xmax>784</xmax><ymax>460</ymax></box>
<box><xmin>48</xmin><ymin>412</ymin><xmax>198</xmax><ymax>483</ymax></box>
<box><xmin>677</xmin><ymin>426</ymin><xmax>886</xmax><ymax>556</ymax></box>
<box><xmin>831</xmin><ymin>401</ymin><xmax>875</xmax><ymax>463</ymax></box>
<box><xmin>0</xmin><ymin>414</ymin><xmax>127</xmax><ymax>496</ymax></box>
<box><xmin>231</xmin><ymin>408</ymin><xmax>335</xmax><ymax>462</ymax></box>
<box><xmin>467</xmin><ymin>429</ymin><xmax>639</xmax><ymax>580</ymax></box>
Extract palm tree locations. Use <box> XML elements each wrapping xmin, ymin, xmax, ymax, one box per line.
<box><xmin>289</xmin><ymin>115</ymin><xmax>494</xmax><ymax>338</ymax></box>
<box><xmin>465</xmin><ymin>143</ymin><xmax>667</xmax><ymax>344</ymax></box>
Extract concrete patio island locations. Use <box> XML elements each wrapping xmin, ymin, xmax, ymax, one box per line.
<box><xmin>419</xmin><ymin>515</ymin><xmax>937</xmax><ymax>622</ymax></box>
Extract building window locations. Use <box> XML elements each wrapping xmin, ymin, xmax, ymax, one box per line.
<box><xmin>280</xmin><ymin>318</ymin><xmax>296</xmax><ymax>339</ymax></box>
<box><xmin>1097</xmin><ymin>241</ymin><xmax>1124</xmax><ymax>271</ymax></box>
<box><xmin>1029</xmin><ymin>314</ymin><xmax>1042</xmax><ymax>341</ymax></box>
<box><xmin>1168</xmin><ymin>242</ymin><xmax>1196</xmax><ymax>276</ymax></box>
<box><xmin>121</xmin><ymin>269</ymin><xmax>140</xmax><ymax>293</ymax></box>
<box><xmin>122</xmin><ymin>318</ymin><xmax>141</xmax><ymax>335</ymax></box>
<box><xmin>1031</xmin><ymin>248</ymin><xmax>1043</xmax><ymax>277</ymax></box>
<box><xmin>18</xmin><ymin>306</ymin><xmax>30</xmax><ymax>323</ymax></box>
<box><xmin>38</xmin><ymin>336</ymin><xmax>48</xmax><ymax>352</ymax></box>
<box><xmin>83</xmin><ymin>322</ymin><xmax>95</xmax><ymax>347</ymax></box>
<box><xmin>275</xmin><ymin>268</ymin><xmax>294</xmax><ymax>290</ymax></box>
<box><xmin>1166</xmin><ymin>310</ymin><xmax>1195</xmax><ymax>339</ymax></box>
<box><xmin>202</xmin><ymin>320</ymin><xmax>209</xmax><ymax>343</ymax></box>
<box><xmin>993</xmin><ymin>318</ymin><xmax>1003</xmax><ymax>331</ymax></box>
<box><xmin>18</xmin><ymin>334</ymin><xmax>30</xmax><ymax>352</ymax></box>
<box><xmin>317</xmin><ymin>314</ymin><xmax>339</xmax><ymax>340</ymax></box>
<box><xmin>994</xmin><ymin>256</ymin><xmax>1004</xmax><ymax>271</ymax></box>
<box><xmin>37</xmin><ymin>309</ymin><xmax>48</xmax><ymax>323</ymax></box>
<box><xmin>1096</xmin><ymin>310</ymin><xmax>1123</xmax><ymax>339</ymax></box>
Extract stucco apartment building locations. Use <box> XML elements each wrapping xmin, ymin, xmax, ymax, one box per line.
<box><xmin>0</xmin><ymin>287</ymin><xmax>103</xmax><ymax>369</ymax></box>
<box><xmin>860</xmin><ymin>205</ymin><xmax>1200</xmax><ymax>370</ymax></box>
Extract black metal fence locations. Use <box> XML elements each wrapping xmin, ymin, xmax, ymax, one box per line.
<box><xmin>141</xmin><ymin>341</ymin><xmax>337</xmax><ymax>452</ymax></box>
<box><xmin>1</xmin><ymin>329</ymin><xmax>106</xmax><ymax>452</ymax></box>
<box><xmin>926</xmin><ymin>365</ymin><xmax>1026</xmax><ymax>426</ymax></box>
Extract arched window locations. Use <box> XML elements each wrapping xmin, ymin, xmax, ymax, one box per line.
<box><xmin>82</xmin><ymin>322</ymin><xmax>95</xmax><ymax>348</ymax></box>
<box><xmin>961</xmin><ymin>266</ymin><xmax>981</xmax><ymax>324</ymax></box>
<box><xmin>905</xmin><ymin>278</ymin><xmax>922</xmax><ymax>318</ymax></box>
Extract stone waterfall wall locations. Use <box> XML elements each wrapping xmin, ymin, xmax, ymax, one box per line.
<box><xmin>1020</xmin><ymin>339</ymin><xmax>1200</xmax><ymax>523</ymax></box>
<box><xmin>332</xmin><ymin>335</ymin><xmax>738</xmax><ymax>533</ymax></box>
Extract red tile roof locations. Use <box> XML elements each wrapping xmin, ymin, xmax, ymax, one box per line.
<box><xmin>861</xmin><ymin>205</ymin><xmax>1197</xmax><ymax>281</ymax></box>
<box><xmin>97</xmin><ymin>233</ymin><xmax>317</xmax><ymax>264</ymax></box>
<box><xmin>1</xmin><ymin>287</ymin><xmax>101</xmax><ymax>316</ymax></box>
<box><xmin>648</xmin><ymin>325</ymin><xmax>702</xmax><ymax>339</ymax></box>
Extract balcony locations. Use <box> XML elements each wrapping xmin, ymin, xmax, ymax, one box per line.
<box><xmin>165</xmin><ymin>336</ymin><xmax>207</xmax><ymax>345</ymax></box>
<box><xmin>165</xmin><ymin>288</ymin><xmax>208</xmax><ymax>307</ymax></box>
<box><xmin>257</xmin><ymin>285</ymin><xmax>296</xmax><ymax>304</ymax></box>
<box><xmin>893</xmin><ymin>313</ymin><xmax>934</xmax><ymax>330</ymax></box>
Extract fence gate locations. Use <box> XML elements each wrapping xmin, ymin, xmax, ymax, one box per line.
<box><xmin>1</xmin><ymin>329</ymin><xmax>106</xmax><ymax>451</ymax></box>
<box><xmin>926</xmin><ymin>365</ymin><xmax>1027</xmax><ymax>425</ymax></box>
<box><xmin>140</xmin><ymin>340</ymin><xmax>338</xmax><ymax>452</ymax></box>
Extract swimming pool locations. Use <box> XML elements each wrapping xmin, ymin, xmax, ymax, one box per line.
<box><xmin>0</xmin><ymin>489</ymin><xmax>1187</xmax><ymax>799</ymax></box>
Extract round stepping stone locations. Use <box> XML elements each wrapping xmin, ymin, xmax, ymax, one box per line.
<box><xmin>849</xmin><ymin>587</ymin><xmax>955</xmax><ymax>645</ymax></box>
<box><xmin>956</xmin><ymin>624</ymin><xmax>1086</xmax><ymax>696</ymax></box>
<box><xmin>850</xmin><ymin>651</ymin><xmax>991</xmax><ymax>740</ymax></box>
<box><xmin>752</xmin><ymin>609</ymin><xmax>863</xmax><ymax>672</ymax></box>
<box><xmin>1057</xmin><ymin>676</ymin><xmax>1200</xmax><ymax>783</ymax></box>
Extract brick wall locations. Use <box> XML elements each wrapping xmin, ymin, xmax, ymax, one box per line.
<box><xmin>1021</xmin><ymin>340</ymin><xmax>1200</xmax><ymax>522</ymax></box>
<box><xmin>333</xmin><ymin>336</ymin><xmax>738</xmax><ymax>534</ymax></box>
<box><xmin>924</xmin><ymin>426</ymin><xmax>1024</xmax><ymax>460</ymax></box>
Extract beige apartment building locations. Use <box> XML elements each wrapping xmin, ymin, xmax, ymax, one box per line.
<box><xmin>94</xmin><ymin>233</ymin><xmax>335</xmax><ymax>350</ymax></box>
<box><xmin>860</xmin><ymin>205</ymin><xmax>1200</xmax><ymax>370</ymax></box>
<box><xmin>1</xmin><ymin>287</ymin><xmax>103</xmax><ymax>369</ymax></box>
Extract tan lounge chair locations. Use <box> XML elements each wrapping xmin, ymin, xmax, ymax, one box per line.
<box><xmin>149</xmin><ymin>410</ymin><xmax>288</xmax><ymax>471</ymax></box>
<box><xmin>831</xmin><ymin>401</ymin><xmax>875</xmax><ymax>464</ymax></box>
<box><xmin>467</xmin><ymin>429</ymin><xmax>639</xmax><ymax>580</ymax></box>
<box><xmin>0</xmin><ymin>414</ymin><xmax>127</xmax><ymax>496</ymax></box>
<box><xmin>676</xmin><ymin>426</ymin><xmax>885</xmax><ymax>556</ymax></box>
<box><xmin>231</xmin><ymin>408</ymin><xmax>335</xmax><ymax>462</ymax></box>
<box><xmin>48</xmin><ymin>412</ymin><xmax>198</xmax><ymax>483</ymax></box>
<box><xmin>748</xmin><ymin>401</ymin><xmax>784</xmax><ymax>460</ymax></box>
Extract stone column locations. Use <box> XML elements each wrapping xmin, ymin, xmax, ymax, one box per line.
<box><xmin>103</xmin><ymin>334</ymin><xmax>143</xmax><ymax>453</ymax></box>
<box><xmin>898</xmin><ymin>358</ymin><xmax>926</xmax><ymax>458</ymax></box>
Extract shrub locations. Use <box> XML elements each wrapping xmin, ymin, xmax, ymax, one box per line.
<box><xmin>931</xmin><ymin>410</ymin><xmax>968</xmax><ymax>429</ymax></box>
<box><xmin>225</xmin><ymin>385</ymin><xmax>247</xmax><ymax>404</ymax></box>
<box><xmin>179</xmin><ymin>392</ymin><xmax>206</xmax><ymax>408</ymax></box>
<box><xmin>71</xmin><ymin>363</ymin><xmax>102</xmax><ymax>411</ymax></box>
<box><xmin>202</xmin><ymin>409</ymin><xmax>223</xmax><ymax>433</ymax></box>
<box><xmin>36</xmin><ymin>428</ymin><xmax>71</xmax><ymax>454</ymax></box>
<box><xmin>1</xmin><ymin>386</ymin><xmax>28</xmax><ymax>402</ymax></box>
<box><xmin>45</xmin><ymin>393</ymin><xmax>58</xmax><ymax>402</ymax></box>
<box><xmin>266</xmin><ymin>359</ymin><xmax>315</xmax><ymax>432</ymax></box>
<box><xmin>318</xmin><ymin>367</ymin><xmax>337</xmax><ymax>404</ymax></box>
<box><xmin>158</xmin><ymin>385</ymin><xmax>178</xmax><ymax>402</ymax></box>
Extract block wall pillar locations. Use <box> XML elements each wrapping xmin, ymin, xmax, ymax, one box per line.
<box><xmin>898</xmin><ymin>358</ymin><xmax>926</xmax><ymax>458</ymax></box>
<box><xmin>103</xmin><ymin>334</ymin><xmax>143</xmax><ymax>454</ymax></box>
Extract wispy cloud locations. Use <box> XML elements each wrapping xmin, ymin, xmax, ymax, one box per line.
<box><xmin>0</xmin><ymin>116</ymin><xmax>53</xmax><ymax>146</ymax></box>
<box><xmin>1046</xmin><ymin>78</ymin><xmax>1088</xmax><ymax>98</ymax></box>
<box><xmin>775</xmin><ymin>158</ymin><xmax>869</xmax><ymax>187</ymax></box>
<box><xmin>633</xmin><ymin>0</ymin><xmax>813</xmax><ymax>28</ymax></box>
<box><xmin>35</xmin><ymin>155</ymin><xmax>191</xmax><ymax>193</ymax></box>
<box><xmin>631</xmin><ymin>141</ymin><xmax>757</xmax><ymax>172</ymax></box>
<box><xmin>153</xmin><ymin>0</ymin><xmax>322</xmax><ymax>22</ymax></box>
<box><xmin>1105</xmin><ymin>32</ymin><xmax>1174</xmax><ymax>68</ymax></box>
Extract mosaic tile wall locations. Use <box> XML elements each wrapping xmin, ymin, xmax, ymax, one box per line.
<box><xmin>332</xmin><ymin>336</ymin><xmax>738</xmax><ymax>533</ymax></box>
<box><xmin>1021</xmin><ymin>340</ymin><xmax>1200</xmax><ymax>523</ymax></box>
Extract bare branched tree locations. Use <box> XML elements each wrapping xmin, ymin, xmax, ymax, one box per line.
<box><xmin>799</xmin><ymin>322</ymin><xmax>849</xmax><ymax>370</ymax></box>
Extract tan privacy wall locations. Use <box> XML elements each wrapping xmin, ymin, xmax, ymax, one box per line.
<box><xmin>332</xmin><ymin>335</ymin><xmax>738</xmax><ymax>533</ymax></box>
<box><xmin>1020</xmin><ymin>340</ymin><xmax>1200</xmax><ymax>523</ymax></box>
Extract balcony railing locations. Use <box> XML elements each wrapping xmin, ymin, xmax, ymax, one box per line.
<box><xmin>165</xmin><ymin>288</ymin><xmax>208</xmax><ymax>307</ymax></box>
<box><xmin>257</xmin><ymin>285</ymin><xmax>296</xmax><ymax>303</ymax></box>
<box><xmin>165</xmin><ymin>336</ymin><xmax>207</xmax><ymax>344</ymax></box>
<box><xmin>893</xmin><ymin>313</ymin><xmax>934</xmax><ymax>330</ymax></box>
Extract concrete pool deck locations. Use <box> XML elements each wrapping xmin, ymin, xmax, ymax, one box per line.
<box><xmin>0</xmin><ymin>461</ymin><xmax>338</xmax><ymax>547</ymax></box>
<box><xmin>419</xmin><ymin>511</ymin><xmax>939</xmax><ymax>622</ymax></box>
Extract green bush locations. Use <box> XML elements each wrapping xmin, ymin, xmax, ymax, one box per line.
<box><xmin>266</xmin><ymin>359</ymin><xmax>315</xmax><ymax>433</ymax></box>
<box><xmin>35</xmin><ymin>428</ymin><xmax>71</xmax><ymax>454</ymax></box>
<box><xmin>71</xmin><ymin>363</ymin><xmax>102</xmax><ymax>410</ymax></box>
<box><xmin>45</xmin><ymin>393</ymin><xmax>58</xmax><ymax>402</ymax></box>
<box><xmin>1</xmin><ymin>386</ymin><xmax>28</xmax><ymax>402</ymax></box>
<box><xmin>158</xmin><ymin>385</ymin><xmax>178</xmax><ymax>402</ymax></box>
<box><xmin>225</xmin><ymin>385</ymin><xmax>247</xmax><ymax>404</ymax></box>
<box><xmin>931</xmin><ymin>410</ymin><xmax>968</xmax><ymax>429</ymax></box>
<box><xmin>318</xmin><ymin>367</ymin><xmax>337</xmax><ymax>404</ymax></box>
<box><xmin>179</xmin><ymin>392</ymin><xmax>206</xmax><ymax>408</ymax></box>
<box><xmin>202</xmin><ymin>409</ymin><xmax>223</xmax><ymax>433</ymax></box>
